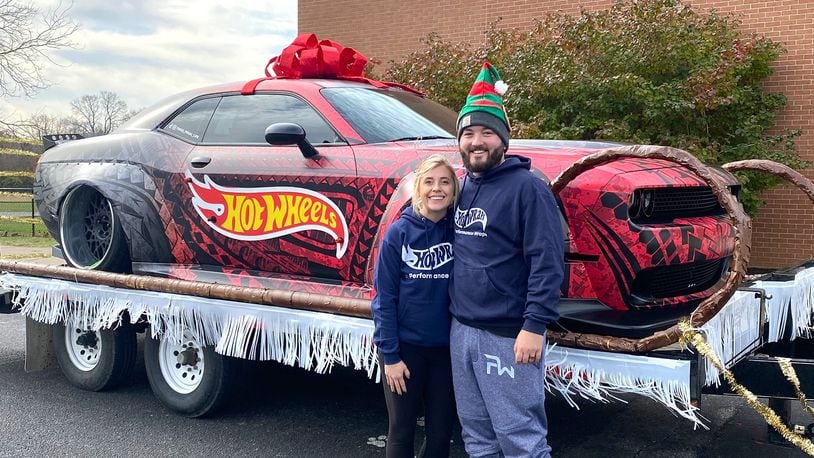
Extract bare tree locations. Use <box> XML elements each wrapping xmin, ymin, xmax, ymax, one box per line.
<box><xmin>0</xmin><ymin>0</ymin><xmax>79</xmax><ymax>98</ymax></box>
<box><xmin>13</xmin><ymin>112</ymin><xmax>72</xmax><ymax>141</ymax></box>
<box><xmin>69</xmin><ymin>91</ymin><xmax>129</xmax><ymax>136</ymax></box>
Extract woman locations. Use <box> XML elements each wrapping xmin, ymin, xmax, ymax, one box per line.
<box><xmin>372</xmin><ymin>154</ymin><xmax>459</xmax><ymax>458</ymax></box>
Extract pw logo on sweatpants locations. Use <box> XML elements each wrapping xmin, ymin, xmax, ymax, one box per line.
<box><xmin>484</xmin><ymin>354</ymin><xmax>514</xmax><ymax>379</ymax></box>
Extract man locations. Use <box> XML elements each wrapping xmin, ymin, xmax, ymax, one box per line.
<box><xmin>450</xmin><ymin>62</ymin><xmax>565</xmax><ymax>457</ymax></box>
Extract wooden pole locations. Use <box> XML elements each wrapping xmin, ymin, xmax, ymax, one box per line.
<box><xmin>0</xmin><ymin>260</ymin><xmax>373</xmax><ymax>319</ymax></box>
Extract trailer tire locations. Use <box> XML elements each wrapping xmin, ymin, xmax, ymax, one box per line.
<box><xmin>144</xmin><ymin>330</ymin><xmax>239</xmax><ymax>418</ymax></box>
<box><xmin>53</xmin><ymin>322</ymin><xmax>137</xmax><ymax>391</ymax></box>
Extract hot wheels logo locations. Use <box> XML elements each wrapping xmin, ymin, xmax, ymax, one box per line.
<box><xmin>185</xmin><ymin>171</ymin><xmax>349</xmax><ymax>258</ymax></box>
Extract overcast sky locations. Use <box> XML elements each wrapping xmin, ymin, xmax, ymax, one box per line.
<box><xmin>1</xmin><ymin>0</ymin><xmax>298</xmax><ymax>120</ymax></box>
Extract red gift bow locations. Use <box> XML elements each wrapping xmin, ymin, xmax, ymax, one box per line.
<box><xmin>266</xmin><ymin>33</ymin><xmax>367</xmax><ymax>79</ymax></box>
<box><xmin>242</xmin><ymin>33</ymin><xmax>421</xmax><ymax>95</ymax></box>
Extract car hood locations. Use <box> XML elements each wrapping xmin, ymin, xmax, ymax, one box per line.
<box><xmin>415</xmin><ymin>139</ymin><xmax>738</xmax><ymax>189</ymax></box>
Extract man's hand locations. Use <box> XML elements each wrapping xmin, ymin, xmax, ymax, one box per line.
<box><xmin>514</xmin><ymin>329</ymin><xmax>544</xmax><ymax>364</ymax></box>
<box><xmin>384</xmin><ymin>361</ymin><xmax>411</xmax><ymax>395</ymax></box>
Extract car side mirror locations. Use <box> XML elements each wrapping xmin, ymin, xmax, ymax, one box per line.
<box><xmin>264</xmin><ymin>123</ymin><xmax>319</xmax><ymax>158</ymax></box>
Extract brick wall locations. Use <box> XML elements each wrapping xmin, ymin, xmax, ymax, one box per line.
<box><xmin>300</xmin><ymin>0</ymin><xmax>814</xmax><ymax>268</ymax></box>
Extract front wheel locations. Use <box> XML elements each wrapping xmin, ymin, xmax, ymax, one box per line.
<box><xmin>52</xmin><ymin>322</ymin><xmax>137</xmax><ymax>391</ymax></box>
<box><xmin>144</xmin><ymin>329</ymin><xmax>240</xmax><ymax>418</ymax></box>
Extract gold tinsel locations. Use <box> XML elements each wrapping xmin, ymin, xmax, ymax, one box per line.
<box><xmin>777</xmin><ymin>357</ymin><xmax>814</xmax><ymax>419</ymax></box>
<box><xmin>678</xmin><ymin>320</ymin><xmax>814</xmax><ymax>456</ymax></box>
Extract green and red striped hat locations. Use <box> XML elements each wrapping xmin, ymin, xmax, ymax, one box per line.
<box><xmin>457</xmin><ymin>62</ymin><xmax>510</xmax><ymax>149</ymax></box>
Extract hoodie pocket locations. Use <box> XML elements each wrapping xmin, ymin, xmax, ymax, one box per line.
<box><xmin>398</xmin><ymin>299</ymin><xmax>450</xmax><ymax>345</ymax></box>
<box><xmin>453</xmin><ymin>264</ymin><xmax>513</xmax><ymax>320</ymax></box>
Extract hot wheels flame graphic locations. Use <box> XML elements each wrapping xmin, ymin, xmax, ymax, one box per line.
<box><xmin>185</xmin><ymin>171</ymin><xmax>349</xmax><ymax>258</ymax></box>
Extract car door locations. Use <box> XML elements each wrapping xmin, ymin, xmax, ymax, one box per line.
<box><xmin>163</xmin><ymin>92</ymin><xmax>366</xmax><ymax>284</ymax></box>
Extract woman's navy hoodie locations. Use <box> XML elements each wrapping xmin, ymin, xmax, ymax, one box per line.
<box><xmin>450</xmin><ymin>155</ymin><xmax>564</xmax><ymax>337</ymax></box>
<box><xmin>372</xmin><ymin>206</ymin><xmax>454</xmax><ymax>365</ymax></box>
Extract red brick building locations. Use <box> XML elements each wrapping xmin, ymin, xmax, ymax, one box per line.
<box><xmin>299</xmin><ymin>0</ymin><xmax>814</xmax><ymax>268</ymax></box>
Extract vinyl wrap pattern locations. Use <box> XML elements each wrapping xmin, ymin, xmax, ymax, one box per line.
<box><xmin>549</xmin><ymin>145</ymin><xmax>751</xmax><ymax>352</ymax></box>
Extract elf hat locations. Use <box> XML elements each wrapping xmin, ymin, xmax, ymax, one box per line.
<box><xmin>457</xmin><ymin>62</ymin><xmax>510</xmax><ymax>149</ymax></box>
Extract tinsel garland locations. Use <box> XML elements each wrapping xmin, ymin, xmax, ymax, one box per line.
<box><xmin>679</xmin><ymin>320</ymin><xmax>814</xmax><ymax>456</ymax></box>
<box><xmin>0</xmin><ymin>274</ymin><xmax>380</xmax><ymax>379</ymax></box>
<box><xmin>777</xmin><ymin>357</ymin><xmax>814</xmax><ymax>419</ymax></box>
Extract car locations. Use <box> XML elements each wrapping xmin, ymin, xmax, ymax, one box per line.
<box><xmin>34</xmin><ymin>75</ymin><xmax>740</xmax><ymax>340</ymax></box>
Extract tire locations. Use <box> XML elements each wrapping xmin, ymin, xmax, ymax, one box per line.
<box><xmin>59</xmin><ymin>186</ymin><xmax>131</xmax><ymax>273</ymax></box>
<box><xmin>53</xmin><ymin>322</ymin><xmax>137</xmax><ymax>391</ymax></box>
<box><xmin>144</xmin><ymin>329</ymin><xmax>240</xmax><ymax>418</ymax></box>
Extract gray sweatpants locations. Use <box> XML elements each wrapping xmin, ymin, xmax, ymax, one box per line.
<box><xmin>450</xmin><ymin>318</ymin><xmax>551</xmax><ymax>458</ymax></box>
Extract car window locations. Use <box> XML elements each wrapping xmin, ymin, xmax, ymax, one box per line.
<box><xmin>202</xmin><ymin>94</ymin><xmax>341</xmax><ymax>145</ymax></box>
<box><xmin>321</xmin><ymin>87</ymin><xmax>456</xmax><ymax>144</ymax></box>
<box><xmin>120</xmin><ymin>89</ymin><xmax>211</xmax><ymax>132</ymax></box>
<box><xmin>161</xmin><ymin>97</ymin><xmax>220</xmax><ymax>142</ymax></box>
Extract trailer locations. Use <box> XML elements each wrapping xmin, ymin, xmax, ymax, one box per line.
<box><xmin>2</xmin><ymin>259</ymin><xmax>814</xmax><ymax>448</ymax></box>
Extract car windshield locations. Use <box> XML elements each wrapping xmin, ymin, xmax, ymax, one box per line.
<box><xmin>321</xmin><ymin>87</ymin><xmax>457</xmax><ymax>144</ymax></box>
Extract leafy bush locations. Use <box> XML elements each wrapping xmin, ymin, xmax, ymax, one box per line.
<box><xmin>384</xmin><ymin>0</ymin><xmax>805</xmax><ymax>213</ymax></box>
<box><xmin>0</xmin><ymin>171</ymin><xmax>34</xmax><ymax>189</ymax></box>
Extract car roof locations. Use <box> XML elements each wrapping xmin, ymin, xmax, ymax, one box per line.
<box><xmin>118</xmin><ymin>78</ymin><xmax>389</xmax><ymax>132</ymax></box>
<box><xmin>189</xmin><ymin>77</ymin><xmax>377</xmax><ymax>96</ymax></box>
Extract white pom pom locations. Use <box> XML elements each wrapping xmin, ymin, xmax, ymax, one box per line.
<box><xmin>494</xmin><ymin>80</ymin><xmax>508</xmax><ymax>96</ymax></box>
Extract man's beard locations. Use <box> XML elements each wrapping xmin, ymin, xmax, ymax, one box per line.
<box><xmin>460</xmin><ymin>144</ymin><xmax>505</xmax><ymax>174</ymax></box>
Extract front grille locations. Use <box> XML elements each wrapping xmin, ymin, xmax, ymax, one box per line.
<box><xmin>629</xmin><ymin>185</ymin><xmax>740</xmax><ymax>222</ymax></box>
<box><xmin>630</xmin><ymin>257</ymin><xmax>729</xmax><ymax>305</ymax></box>
<box><xmin>653</xmin><ymin>187</ymin><xmax>721</xmax><ymax>217</ymax></box>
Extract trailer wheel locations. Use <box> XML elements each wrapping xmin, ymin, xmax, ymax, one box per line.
<box><xmin>53</xmin><ymin>322</ymin><xmax>137</xmax><ymax>391</ymax></box>
<box><xmin>59</xmin><ymin>186</ymin><xmax>131</xmax><ymax>273</ymax></box>
<box><xmin>144</xmin><ymin>330</ymin><xmax>239</xmax><ymax>418</ymax></box>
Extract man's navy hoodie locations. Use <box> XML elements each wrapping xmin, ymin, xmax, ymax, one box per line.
<box><xmin>451</xmin><ymin>155</ymin><xmax>564</xmax><ymax>337</ymax></box>
<box><xmin>372</xmin><ymin>206</ymin><xmax>454</xmax><ymax>365</ymax></box>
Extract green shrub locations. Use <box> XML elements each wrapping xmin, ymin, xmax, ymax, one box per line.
<box><xmin>0</xmin><ymin>171</ymin><xmax>34</xmax><ymax>189</ymax></box>
<box><xmin>385</xmin><ymin>0</ymin><xmax>806</xmax><ymax>213</ymax></box>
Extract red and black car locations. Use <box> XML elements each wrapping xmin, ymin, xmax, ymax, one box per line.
<box><xmin>35</xmin><ymin>76</ymin><xmax>739</xmax><ymax>338</ymax></box>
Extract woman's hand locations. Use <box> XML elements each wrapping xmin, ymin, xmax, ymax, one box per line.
<box><xmin>384</xmin><ymin>361</ymin><xmax>411</xmax><ymax>395</ymax></box>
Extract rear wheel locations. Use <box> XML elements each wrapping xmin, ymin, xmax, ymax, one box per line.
<box><xmin>59</xmin><ymin>186</ymin><xmax>130</xmax><ymax>272</ymax></box>
<box><xmin>52</xmin><ymin>322</ymin><xmax>137</xmax><ymax>391</ymax></box>
<box><xmin>144</xmin><ymin>329</ymin><xmax>240</xmax><ymax>418</ymax></box>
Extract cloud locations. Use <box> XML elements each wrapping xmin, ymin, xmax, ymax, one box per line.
<box><xmin>4</xmin><ymin>0</ymin><xmax>298</xmax><ymax>120</ymax></box>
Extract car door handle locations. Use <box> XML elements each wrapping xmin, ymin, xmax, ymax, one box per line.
<box><xmin>190</xmin><ymin>156</ymin><xmax>211</xmax><ymax>168</ymax></box>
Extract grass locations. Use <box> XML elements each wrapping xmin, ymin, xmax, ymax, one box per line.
<box><xmin>0</xmin><ymin>235</ymin><xmax>55</xmax><ymax>248</ymax></box>
<box><xmin>0</xmin><ymin>139</ymin><xmax>47</xmax><ymax>251</ymax></box>
<box><xmin>0</xmin><ymin>201</ymin><xmax>37</xmax><ymax>212</ymax></box>
<box><xmin>0</xmin><ymin>217</ymin><xmax>50</xmax><ymax>237</ymax></box>
<box><xmin>0</xmin><ymin>147</ymin><xmax>39</xmax><ymax>157</ymax></box>
<box><xmin>0</xmin><ymin>136</ymin><xmax>40</xmax><ymax>146</ymax></box>
<box><xmin>0</xmin><ymin>191</ymin><xmax>34</xmax><ymax>199</ymax></box>
<box><xmin>0</xmin><ymin>171</ymin><xmax>34</xmax><ymax>178</ymax></box>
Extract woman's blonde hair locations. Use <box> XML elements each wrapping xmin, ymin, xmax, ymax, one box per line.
<box><xmin>411</xmin><ymin>154</ymin><xmax>460</xmax><ymax>214</ymax></box>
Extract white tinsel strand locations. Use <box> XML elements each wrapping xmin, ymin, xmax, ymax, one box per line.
<box><xmin>751</xmin><ymin>266</ymin><xmax>814</xmax><ymax>342</ymax></box>
<box><xmin>698</xmin><ymin>290</ymin><xmax>762</xmax><ymax>387</ymax></box>
<box><xmin>0</xmin><ymin>273</ymin><xmax>378</xmax><ymax>377</ymax></box>
<box><xmin>790</xmin><ymin>268</ymin><xmax>814</xmax><ymax>339</ymax></box>
<box><xmin>544</xmin><ymin>345</ymin><xmax>705</xmax><ymax>428</ymax></box>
